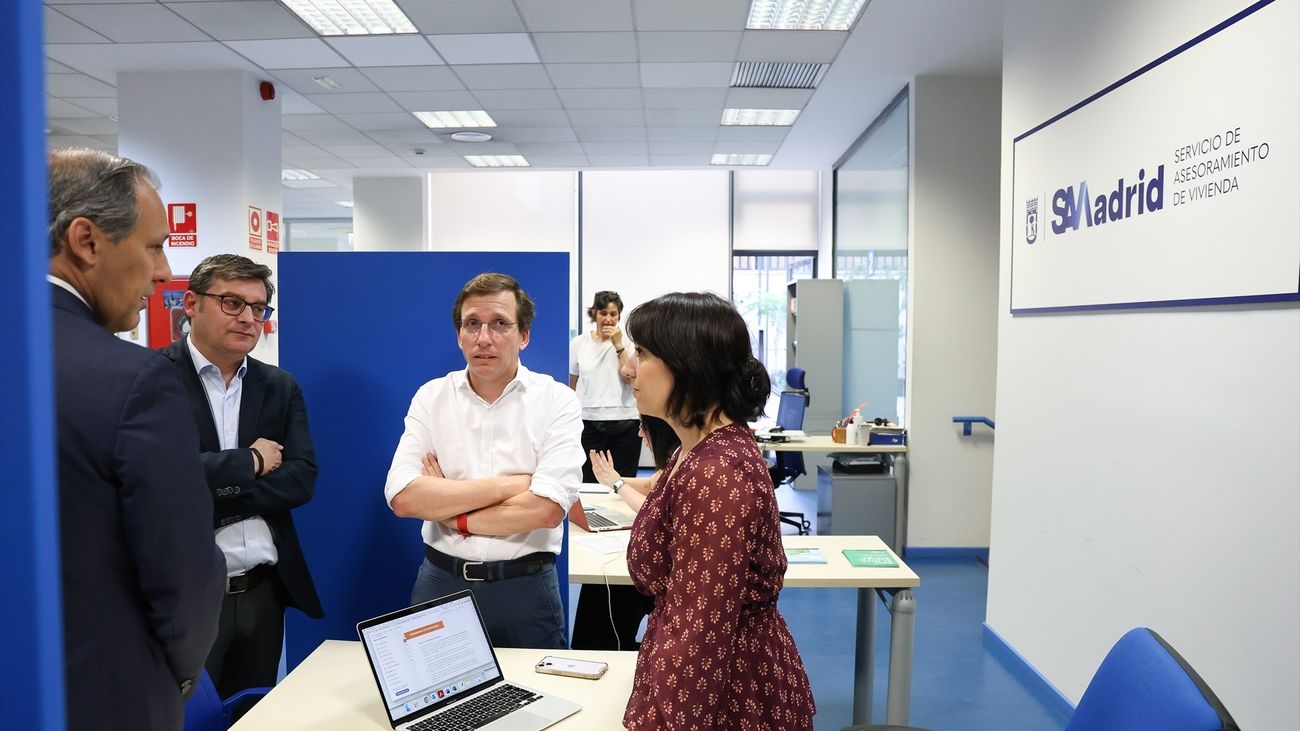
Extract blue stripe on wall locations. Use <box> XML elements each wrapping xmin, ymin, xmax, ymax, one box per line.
<box><xmin>0</xmin><ymin>2</ymin><xmax>65</xmax><ymax>729</ymax></box>
<box><xmin>279</xmin><ymin>252</ymin><xmax>572</xmax><ymax>669</ymax></box>
<box><xmin>983</xmin><ymin>622</ymin><xmax>1077</xmax><ymax>721</ymax></box>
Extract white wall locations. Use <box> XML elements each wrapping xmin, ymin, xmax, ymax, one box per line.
<box><xmin>989</xmin><ymin>2</ymin><xmax>1300</xmax><ymax>728</ymax></box>
<box><xmin>353</xmin><ymin>177</ymin><xmax>425</xmax><ymax>251</ymax></box>
<box><xmin>580</xmin><ymin>171</ymin><xmax>731</xmax><ymax>328</ymax></box>
<box><xmin>907</xmin><ymin>75</ymin><xmax>1001</xmax><ymax>547</ymax></box>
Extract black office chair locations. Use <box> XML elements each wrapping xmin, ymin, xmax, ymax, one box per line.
<box><xmin>770</xmin><ymin>370</ymin><xmax>812</xmax><ymax>535</ymax></box>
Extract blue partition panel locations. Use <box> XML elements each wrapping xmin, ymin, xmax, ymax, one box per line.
<box><xmin>279</xmin><ymin>252</ymin><xmax>571</xmax><ymax>668</ymax></box>
<box><xmin>1</xmin><ymin>2</ymin><xmax>64</xmax><ymax>729</ymax></box>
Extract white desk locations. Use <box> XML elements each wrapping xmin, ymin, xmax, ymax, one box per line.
<box><xmin>230</xmin><ymin>641</ymin><xmax>636</xmax><ymax>730</ymax></box>
<box><xmin>762</xmin><ymin>434</ymin><xmax>907</xmax><ymax>454</ymax></box>
<box><xmin>569</xmin><ymin>494</ymin><xmax>921</xmax><ymax>725</ymax></box>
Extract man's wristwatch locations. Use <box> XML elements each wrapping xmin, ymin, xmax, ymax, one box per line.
<box><xmin>611</xmin><ymin>478</ymin><xmax>625</xmax><ymax>495</ymax></box>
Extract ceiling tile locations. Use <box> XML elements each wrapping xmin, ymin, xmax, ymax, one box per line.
<box><xmin>283</xmin><ymin>144</ymin><xmax>327</xmax><ymax>158</ymax></box>
<box><xmin>566</xmin><ymin>108</ymin><xmax>644</xmax><ymax>126</ymax></box>
<box><xmin>327</xmin><ymin>36</ymin><xmax>444</xmax><ymax>67</ymax></box>
<box><xmin>278</xmin><ymin>89</ymin><xmax>326</xmax><ymax>114</ymax></box>
<box><xmin>644</xmin><ymin>108</ymin><xmax>724</xmax><ymax>126</ymax></box>
<box><xmin>737</xmin><ymin>31</ymin><xmax>849</xmax><ymax>63</ymax></box>
<box><xmin>632</xmin><ymin>0</ymin><xmax>749</xmax><ymax>31</ymax></box>
<box><xmin>574</xmin><ymin>126</ymin><xmax>648</xmax><ymax>142</ymax></box>
<box><xmin>290</xmin><ymin>129</ymin><xmax>373</xmax><ymax>145</ymax></box>
<box><xmin>47</xmin><ymin>134</ymin><xmax>113</xmax><ymax>150</ymax></box>
<box><xmin>648</xmin><ymin>141</ymin><xmax>714</xmax><ymax>154</ymax></box>
<box><xmin>514</xmin><ymin>142</ymin><xmax>585</xmax><ymax>155</ymax></box>
<box><xmin>224</xmin><ymin>39</ymin><xmax>349</xmax><ymax>70</ymax></box>
<box><xmin>44</xmin><ymin>8</ymin><xmax>111</xmax><ymax>44</ymax></box>
<box><xmin>45</xmin><ymin>42</ymin><xmax>262</xmax><ymax>86</ymax></box>
<box><xmin>388</xmin><ymin>91</ymin><xmax>480</xmax><ymax>111</ymax></box>
<box><xmin>642</xmin><ymin>87</ymin><xmax>726</xmax><ymax>109</ymax></box>
<box><xmin>46</xmin><ymin>59</ymin><xmax>79</xmax><ymax>74</ymax></box>
<box><xmin>46</xmin><ymin>99</ymin><xmax>101</xmax><ymax>118</ymax></box>
<box><xmin>488</xmin><ymin>110</ymin><xmax>572</xmax><ymax>127</ymax></box>
<box><xmin>389</xmin><ymin>145</ymin><xmax>456</xmax><ymax>157</ymax></box>
<box><xmin>321</xmin><ymin>144</ymin><xmax>395</xmax><ymax>158</ymax></box>
<box><xmin>586</xmin><ymin>154</ymin><xmax>649</xmax><ymax>167</ymax></box>
<box><xmin>637</xmin><ymin>32</ymin><xmax>742</xmax><ymax>62</ymax></box>
<box><xmin>54</xmin><ymin>4</ymin><xmax>209</xmax><ymax>43</ymax></box>
<box><xmin>640</xmin><ymin>63</ymin><xmax>733</xmax><ymax>88</ymax></box>
<box><xmin>649</xmin><ymin>154</ymin><xmax>710</xmax><ymax>166</ymax></box>
<box><xmin>520</xmin><ymin>155</ymin><xmax>588</xmax><ymax>168</ymax></box>
<box><xmin>427</xmin><ymin>34</ymin><xmax>538</xmax><ymax>65</ymax></box>
<box><xmin>335</xmin><ymin>112</ymin><xmax>427</xmax><ymax>131</ymax></box>
<box><xmin>451</xmin><ymin>64</ymin><xmax>552</xmax><ymax>90</ymax></box>
<box><xmin>532</xmin><ymin>32</ymin><xmax>636</xmax><ymax>64</ymax></box>
<box><xmin>545</xmin><ymin>63</ymin><xmax>639</xmax><ymax>89</ymax></box>
<box><xmin>443</xmin><ymin>141</ymin><xmax>520</xmax><ymax>155</ymax></box>
<box><xmin>343</xmin><ymin>157</ymin><xmax>411</xmax><ymax>168</ymax></box>
<box><xmin>164</xmin><ymin>1</ymin><xmax>314</xmax><ymax>41</ymax></box>
<box><xmin>361</xmin><ymin>66</ymin><xmax>465</xmax><ymax>92</ymax></box>
<box><xmin>272</xmin><ymin>68</ymin><xmax>379</xmax><ymax>95</ymax></box>
<box><xmin>281</xmin><ymin>114</ymin><xmax>352</xmax><ymax>132</ymax></box>
<box><xmin>365</xmin><ymin>128</ymin><xmax>445</xmax><ymax>144</ymax></box>
<box><xmin>302</xmin><ymin>93</ymin><xmax>402</xmax><ymax>114</ymax></box>
<box><xmin>724</xmin><ymin>88</ymin><xmax>815</xmax><ymax>109</ymax></box>
<box><xmin>61</xmin><ymin>97</ymin><xmax>117</xmax><ymax>116</ymax></box>
<box><xmin>715</xmin><ymin>126</ymin><xmax>791</xmax><ymax>141</ymax></box>
<box><xmin>557</xmin><ymin>88</ymin><xmax>642</xmax><ymax>110</ymax></box>
<box><xmin>46</xmin><ymin>73</ymin><xmax>117</xmax><ymax>98</ymax></box>
<box><xmin>584</xmin><ymin>141</ymin><xmax>648</xmax><ymax>155</ymax></box>
<box><xmin>394</xmin><ymin>0</ymin><xmax>525</xmax><ymax>34</ymax></box>
<box><xmin>712</xmin><ymin>140</ymin><xmax>782</xmax><ymax>154</ymax></box>
<box><xmin>473</xmin><ymin>89</ymin><xmax>563</xmax><ymax>111</ymax></box>
<box><xmin>49</xmin><ymin>117</ymin><xmax>118</xmax><ymax>135</ymax></box>
<box><xmin>515</xmin><ymin>0</ymin><xmax>634</xmax><ymax>32</ymax></box>
<box><xmin>493</xmin><ymin>126</ymin><xmax>578</xmax><ymax>142</ymax></box>
<box><xmin>283</xmin><ymin>151</ymin><xmax>362</xmax><ymax>166</ymax></box>
<box><xmin>401</xmin><ymin>156</ymin><xmax>473</xmax><ymax>169</ymax></box>
<box><xmin>647</xmin><ymin>126</ymin><xmax>718</xmax><ymax>142</ymax></box>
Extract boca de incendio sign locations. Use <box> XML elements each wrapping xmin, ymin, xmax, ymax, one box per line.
<box><xmin>1010</xmin><ymin>0</ymin><xmax>1298</xmax><ymax>314</ymax></box>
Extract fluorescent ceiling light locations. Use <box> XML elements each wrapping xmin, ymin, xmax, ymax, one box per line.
<box><xmin>311</xmin><ymin>75</ymin><xmax>340</xmax><ymax>90</ymax></box>
<box><xmin>281</xmin><ymin>168</ymin><xmax>321</xmax><ymax>181</ymax></box>
<box><xmin>412</xmin><ymin>110</ymin><xmax>497</xmax><ymax>128</ymax></box>
<box><xmin>721</xmin><ymin>108</ymin><xmax>800</xmax><ymax>126</ymax></box>
<box><xmin>746</xmin><ymin>0</ymin><xmax>868</xmax><ymax>30</ymax></box>
<box><xmin>711</xmin><ymin>154</ymin><xmax>773</xmax><ymax>166</ymax></box>
<box><xmin>335</xmin><ymin>200</ymin><xmax>354</xmax><ymax>207</ymax></box>
<box><xmin>280</xmin><ymin>0</ymin><xmax>417</xmax><ymax>36</ymax></box>
<box><xmin>464</xmin><ymin>155</ymin><xmax>530</xmax><ymax>168</ymax></box>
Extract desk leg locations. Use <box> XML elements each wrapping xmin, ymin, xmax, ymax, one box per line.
<box><xmin>884</xmin><ymin>589</ymin><xmax>916</xmax><ymax>724</ymax></box>
<box><xmin>852</xmin><ymin>587</ymin><xmax>875</xmax><ymax>723</ymax></box>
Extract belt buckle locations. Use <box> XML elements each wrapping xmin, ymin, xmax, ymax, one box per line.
<box><xmin>225</xmin><ymin>574</ymin><xmax>246</xmax><ymax>594</ymax></box>
<box><xmin>461</xmin><ymin>561</ymin><xmax>485</xmax><ymax>582</ymax></box>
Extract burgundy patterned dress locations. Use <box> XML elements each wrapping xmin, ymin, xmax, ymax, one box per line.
<box><xmin>622</xmin><ymin>422</ymin><xmax>815</xmax><ymax>730</ymax></box>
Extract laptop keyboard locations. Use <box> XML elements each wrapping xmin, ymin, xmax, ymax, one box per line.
<box><xmin>407</xmin><ymin>684</ymin><xmax>542</xmax><ymax>731</ymax></box>
<box><xmin>585</xmin><ymin>510</ymin><xmax>620</xmax><ymax>529</ymax></box>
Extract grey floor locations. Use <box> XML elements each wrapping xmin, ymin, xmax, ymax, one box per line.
<box><xmin>567</xmin><ymin>486</ymin><xmax>1071</xmax><ymax>731</ymax></box>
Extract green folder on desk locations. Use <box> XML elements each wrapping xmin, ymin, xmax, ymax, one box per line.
<box><xmin>842</xmin><ymin>549</ymin><xmax>899</xmax><ymax>568</ymax></box>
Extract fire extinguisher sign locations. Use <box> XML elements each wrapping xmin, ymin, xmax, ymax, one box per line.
<box><xmin>168</xmin><ymin>203</ymin><xmax>197</xmax><ymax>247</ymax></box>
<box><xmin>266</xmin><ymin>210</ymin><xmax>281</xmax><ymax>253</ymax></box>
<box><xmin>249</xmin><ymin>206</ymin><xmax>263</xmax><ymax>251</ymax></box>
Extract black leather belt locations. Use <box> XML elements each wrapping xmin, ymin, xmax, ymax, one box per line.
<box><xmin>425</xmin><ymin>546</ymin><xmax>554</xmax><ymax>582</ymax></box>
<box><xmin>225</xmin><ymin>563</ymin><xmax>276</xmax><ymax>595</ymax></box>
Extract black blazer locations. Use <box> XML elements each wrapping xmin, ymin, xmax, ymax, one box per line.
<box><xmin>162</xmin><ymin>338</ymin><xmax>323</xmax><ymax>619</ymax></box>
<box><xmin>52</xmin><ymin>285</ymin><xmax>225</xmax><ymax>731</ymax></box>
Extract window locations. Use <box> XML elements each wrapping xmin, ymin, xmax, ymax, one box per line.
<box><xmin>732</xmin><ymin>252</ymin><xmax>816</xmax><ymax>416</ymax></box>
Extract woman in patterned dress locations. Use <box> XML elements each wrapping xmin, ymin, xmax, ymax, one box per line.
<box><xmin>619</xmin><ymin>292</ymin><xmax>815</xmax><ymax>730</ymax></box>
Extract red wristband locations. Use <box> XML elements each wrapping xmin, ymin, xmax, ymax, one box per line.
<box><xmin>456</xmin><ymin>512</ymin><xmax>471</xmax><ymax>537</ymax></box>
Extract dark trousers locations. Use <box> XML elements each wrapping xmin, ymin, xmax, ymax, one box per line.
<box><xmin>206</xmin><ymin>574</ymin><xmax>285</xmax><ymax>699</ymax></box>
<box><xmin>570</xmin><ymin>583</ymin><xmax>655</xmax><ymax>651</ymax></box>
<box><xmin>411</xmin><ymin>557</ymin><xmax>568</xmax><ymax>649</ymax></box>
<box><xmin>580</xmin><ymin>419</ymin><xmax>642</xmax><ymax>483</ymax></box>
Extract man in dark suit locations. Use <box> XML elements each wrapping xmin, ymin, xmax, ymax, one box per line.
<box><xmin>47</xmin><ymin>149</ymin><xmax>225</xmax><ymax>730</ymax></box>
<box><xmin>161</xmin><ymin>254</ymin><xmax>322</xmax><ymax>698</ymax></box>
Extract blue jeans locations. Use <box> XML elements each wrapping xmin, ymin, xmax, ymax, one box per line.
<box><xmin>411</xmin><ymin>557</ymin><xmax>568</xmax><ymax>649</ymax></box>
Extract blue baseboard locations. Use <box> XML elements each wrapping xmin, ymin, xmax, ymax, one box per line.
<box><xmin>982</xmin><ymin>623</ymin><xmax>1076</xmax><ymax>722</ymax></box>
<box><xmin>903</xmin><ymin>546</ymin><xmax>990</xmax><ymax>562</ymax></box>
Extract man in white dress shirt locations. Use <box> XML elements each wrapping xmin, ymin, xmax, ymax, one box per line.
<box><xmin>385</xmin><ymin>272</ymin><xmax>583</xmax><ymax>648</ymax></box>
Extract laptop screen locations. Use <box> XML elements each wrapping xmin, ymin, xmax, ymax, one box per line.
<box><xmin>358</xmin><ymin>592</ymin><xmax>504</xmax><ymax>725</ymax></box>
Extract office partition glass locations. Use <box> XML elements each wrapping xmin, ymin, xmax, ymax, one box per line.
<box><xmin>732</xmin><ymin>253</ymin><xmax>816</xmax><ymax>417</ymax></box>
<box><xmin>834</xmin><ymin>89</ymin><xmax>909</xmax><ymax>424</ymax></box>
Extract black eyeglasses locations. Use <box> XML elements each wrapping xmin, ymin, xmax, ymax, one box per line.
<box><xmin>194</xmin><ymin>291</ymin><xmax>275</xmax><ymax>322</ymax></box>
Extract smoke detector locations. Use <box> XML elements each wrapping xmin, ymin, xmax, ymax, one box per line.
<box><xmin>450</xmin><ymin>131</ymin><xmax>493</xmax><ymax>142</ymax></box>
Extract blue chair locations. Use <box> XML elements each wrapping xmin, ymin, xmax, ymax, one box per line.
<box><xmin>770</xmin><ymin>370</ymin><xmax>812</xmax><ymax>535</ymax></box>
<box><xmin>184</xmin><ymin>670</ymin><xmax>271</xmax><ymax>731</ymax></box>
<box><xmin>840</xmin><ymin>627</ymin><xmax>1237</xmax><ymax>731</ymax></box>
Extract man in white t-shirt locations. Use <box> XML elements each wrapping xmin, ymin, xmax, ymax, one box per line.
<box><xmin>384</xmin><ymin>272</ymin><xmax>583</xmax><ymax>648</ymax></box>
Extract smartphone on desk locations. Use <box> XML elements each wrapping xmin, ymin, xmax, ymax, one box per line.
<box><xmin>535</xmin><ymin>656</ymin><xmax>609</xmax><ymax>680</ymax></box>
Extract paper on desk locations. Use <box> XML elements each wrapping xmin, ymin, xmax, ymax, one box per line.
<box><xmin>573</xmin><ymin>532</ymin><xmax>630</xmax><ymax>554</ymax></box>
<box><xmin>579</xmin><ymin>483</ymin><xmax>611</xmax><ymax>494</ymax></box>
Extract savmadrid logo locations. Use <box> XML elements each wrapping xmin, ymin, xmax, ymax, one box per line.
<box><xmin>1025</xmin><ymin>197</ymin><xmax>1039</xmax><ymax>245</ymax></box>
<box><xmin>1049</xmin><ymin>165</ymin><xmax>1166</xmax><ymax>236</ymax></box>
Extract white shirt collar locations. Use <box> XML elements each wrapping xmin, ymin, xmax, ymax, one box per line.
<box><xmin>186</xmin><ymin>336</ymin><xmax>247</xmax><ymax>381</ymax></box>
<box><xmin>47</xmin><ymin>275</ymin><xmax>89</xmax><ymax>308</ymax></box>
<box><xmin>454</xmin><ymin>362</ymin><xmax>532</xmax><ymax>401</ymax></box>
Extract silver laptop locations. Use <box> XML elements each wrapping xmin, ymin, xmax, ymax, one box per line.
<box><xmin>357</xmin><ymin>591</ymin><xmax>581</xmax><ymax>731</ymax></box>
<box><xmin>567</xmin><ymin>498</ymin><xmax>635</xmax><ymax>533</ymax></box>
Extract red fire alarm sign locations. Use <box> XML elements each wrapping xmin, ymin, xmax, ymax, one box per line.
<box><xmin>168</xmin><ymin>203</ymin><xmax>197</xmax><ymax>247</ymax></box>
<box><xmin>248</xmin><ymin>206</ymin><xmax>263</xmax><ymax>251</ymax></box>
<box><xmin>266</xmin><ymin>210</ymin><xmax>280</xmax><ymax>253</ymax></box>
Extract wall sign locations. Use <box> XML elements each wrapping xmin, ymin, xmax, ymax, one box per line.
<box><xmin>248</xmin><ymin>206</ymin><xmax>263</xmax><ymax>251</ymax></box>
<box><xmin>168</xmin><ymin>202</ymin><xmax>197</xmax><ymax>247</ymax></box>
<box><xmin>266</xmin><ymin>210</ymin><xmax>280</xmax><ymax>253</ymax></box>
<box><xmin>1010</xmin><ymin>0</ymin><xmax>1299</xmax><ymax>314</ymax></box>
